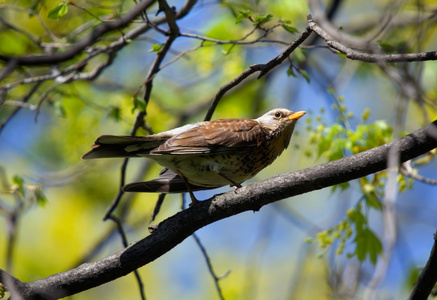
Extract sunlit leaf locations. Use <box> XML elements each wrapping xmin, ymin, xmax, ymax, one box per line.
<box><xmin>132</xmin><ymin>97</ymin><xmax>147</xmax><ymax>114</ymax></box>
<box><xmin>235</xmin><ymin>9</ymin><xmax>252</xmax><ymax>24</ymax></box>
<box><xmin>48</xmin><ymin>3</ymin><xmax>69</xmax><ymax>20</ymax></box>
<box><xmin>353</xmin><ymin>228</ymin><xmax>383</xmax><ymax>264</ymax></box>
<box><xmin>149</xmin><ymin>43</ymin><xmax>163</xmax><ymax>53</ymax></box>
<box><xmin>12</xmin><ymin>175</ymin><xmax>25</xmax><ymax>195</ymax></box>
<box><xmin>282</xmin><ymin>24</ymin><xmax>299</xmax><ymax>34</ymax></box>
<box><xmin>254</xmin><ymin>13</ymin><xmax>272</xmax><ymax>25</ymax></box>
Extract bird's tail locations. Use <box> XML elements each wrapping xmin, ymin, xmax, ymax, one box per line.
<box><xmin>82</xmin><ymin>135</ymin><xmax>165</xmax><ymax>159</ymax></box>
<box><xmin>122</xmin><ymin>168</ymin><xmax>217</xmax><ymax>193</ymax></box>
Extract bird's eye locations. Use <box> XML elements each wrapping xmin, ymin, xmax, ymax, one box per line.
<box><xmin>274</xmin><ymin>111</ymin><xmax>282</xmax><ymax>119</ymax></box>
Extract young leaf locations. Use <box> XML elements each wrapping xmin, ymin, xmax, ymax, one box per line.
<box><xmin>377</xmin><ymin>41</ymin><xmax>395</xmax><ymax>53</ymax></box>
<box><xmin>108</xmin><ymin>106</ymin><xmax>121</xmax><ymax>121</ymax></box>
<box><xmin>132</xmin><ymin>97</ymin><xmax>147</xmax><ymax>114</ymax></box>
<box><xmin>287</xmin><ymin>65</ymin><xmax>296</xmax><ymax>77</ymax></box>
<box><xmin>282</xmin><ymin>24</ymin><xmax>299</xmax><ymax>34</ymax></box>
<box><xmin>235</xmin><ymin>10</ymin><xmax>252</xmax><ymax>24</ymax></box>
<box><xmin>298</xmin><ymin>69</ymin><xmax>310</xmax><ymax>83</ymax></box>
<box><xmin>254</xmin><ymin>13</ymin><xmax>273</xmax><ymax>25</ymax></box>
<box><xmin>48</xmin><ymin>2</ymin><xmax>69</xmax><ymax>20</ymax></box>
<box><xmin>34</xmin><ymin>186</ymin><xmax>48</xmax><ymax>207</ymax></box>
<box><xmin>149</xmin><ymin>43</ymin><xmax>164</xmax><ymax>53</ymax></box>
<box><xmin>353</xmin><ymin>228</ymin><xmax>383</xmax><ymax>264</ymax></box>
<box><xmin>12</xmin><ymin>175</ymin><xmax>25</xmax><ymax>195</ymax></box>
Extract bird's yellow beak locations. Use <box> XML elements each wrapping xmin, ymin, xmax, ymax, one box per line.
<box><xmin>289</xmin><ymin>111</ymin><xmax>306</xmax><ymax>120</ymax></box>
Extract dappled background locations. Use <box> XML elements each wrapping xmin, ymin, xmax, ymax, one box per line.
<box><xmin>1</xmin><ymin>0</ymin><xmax>437</xmax><ymax>299</ymax></box>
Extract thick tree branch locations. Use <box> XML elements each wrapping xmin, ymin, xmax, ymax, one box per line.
<box><xmin>2</xmin><ymin>120</ymin><xmax>436</xmax><ymax>300</ymax></box>
<box><xmin>409</xmin><ymin>231</ymin><xmax>437</xmax><ymax>300</ymax></box>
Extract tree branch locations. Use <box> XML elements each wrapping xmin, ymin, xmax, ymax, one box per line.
<box><xmin>0</xmin><ymin>0</ymin><xmax>157</xmax><ymax>66</ymax></box>
<box><xmin>307</xmin><ymin>15</ymin><xmax>437</xmax><ymax>63</ymax></box>
<box><xmin>2</xmin><ymin>120</ymin><xmax>436</xmax><ymax>300</ymax></box>
<box><xmin>203</xmin><ymin>27</ymin><xmax>312</xmax><ymax>121</ymax></box>
<box><xmin>409</xmin><ymin>231</ymin><xmax>437</xmax><ymax>300</ymax></box>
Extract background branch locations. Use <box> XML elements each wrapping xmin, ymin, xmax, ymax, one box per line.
<box><xmin>307</xmin><ymin>15</ymin><xmax>437</xmax><ymax>63</ymax></box>
<box><xmin>0</xmin><ymin>0</ymin><xmax>157</xmax><ymax>66</ymax></box>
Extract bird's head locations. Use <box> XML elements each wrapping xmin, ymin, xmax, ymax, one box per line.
<box><xmin>257</xmin><ymin>108</ymin><xmax>306</xmax><ymax>130</ymax></box>
<box><xmin>256</xmin><ymin>108</ymin><xmax>306</xmax><ymax>148</ymax></box>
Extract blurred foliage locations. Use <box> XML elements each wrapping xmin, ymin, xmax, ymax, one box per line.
<box><xmin>0</xmin><ymin>0</ymin><xmax>437</xmax><ymax>299</ymax></box>
<box><xmin>305</xmin><ymin>97</ymin><xmax>418</xmax><ymax>264</ymax></box>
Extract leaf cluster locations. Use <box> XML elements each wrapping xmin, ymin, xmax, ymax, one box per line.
<box><xmin>305</xmin><ymin>98</ymin><xmax>419</xmax><ymax>264</ymax></box>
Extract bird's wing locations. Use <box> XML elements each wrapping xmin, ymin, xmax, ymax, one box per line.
<box><xmin>82</xmin><ymin>135</ymin><xmax>170</xmax><ymax>159</ymax></box>
<box><xmin>152</xmin><ymin>119</ymin><xmax>265</xmax><ymax>154</ymax></box>
<box><xmin>82</xmin><ymin>123</ymin><xmax>203</xmax><ymax>159</ymax></box>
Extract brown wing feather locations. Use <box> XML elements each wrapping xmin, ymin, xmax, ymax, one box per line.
<box><xmin>152</xmin><ymin>119</ymin><xmax>265</xmax><ymax>154</ymax></box>
<box><xmin>82</xmin><ymin>135</ymin><xmax>171</xmax><ymax>159</ymax></box>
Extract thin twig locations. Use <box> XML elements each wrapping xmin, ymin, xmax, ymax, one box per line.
<box><xmin>0</xmin><ymin>0</ymin><xmax>157</xmax><ymax>66</ymax></box>
<box><xmin>106</xmin><ymin>214</ymin><xmax>146</xmax><ymax>300</ymax></box>
<box><xmin>400</xmin><ymin>160</ymin><xmax>437</xmax><ymax>185</ymax></box>
<box><xmin>307</xmin><ymin>15</ymin><xmax>437</xmax><ymax>63</ymax></box>
<box><xmin>103</xmin><ymin>158</ymin><xmax>129</xmax><ymax>220</ymax></box>
<box><xmin>203</xmin><ymin>26</ymin><xmax>312</xmax><ymax>121</ymax></box>
<box><xmin>192</xmin><ymin>233</ymin><xmax>227</xmax><ymax>300</ymax></box>
<box><xmin>0</xmin><ymin>82</ymin><xmax>42</xmax><ymax>133</ymax></box>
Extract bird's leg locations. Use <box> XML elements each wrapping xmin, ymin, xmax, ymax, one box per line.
<box><xmin>215</xmin><ymin>171</ymin><xmax>242</xmax><ymax>192</ymax></box>
<box><xmin>179</xmin><ymin>174</ymin><xmax>199</xmax><ymax>207</ymax></box>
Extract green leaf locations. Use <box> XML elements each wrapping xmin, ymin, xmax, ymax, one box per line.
<box><xmin>377</xmin><ymin>41</ymin><xmax>395</xmax><ymax>53</ymax></box>
<box><xmin>298</xmin><ymin>69</ymin><xmax>310</xmax><ymax>83</ymax></box>
<box><xmin>362</xmin><ymin>108</ymin><xmax>371</xmax><ymax>121</ymax></box>
<box><xmin>406</xmin><ymin>266</ymin><xmax>421</xmax><ymax>288</ymax></box>
<box><xmin>317</xmin><ymin>136</ymin><xmax>331</xmax><ymax>158</ymax></box>
<box><xmin>254</xmin><ymin>13</ymin><xmax>273</xmax><ymax>25</ymax></box>
<box><xmin>348</xmin><ymin>207</ymin><xmax>383</xmax><ymax>264</ymax></box>
<box><xmin>282</xmin><ymin>24</ymin><xmax>299</xmax><ymax>34</ymax></box>
<box><xmin>235</xmin><ymin>9</ymin><xmax>252</xmax><ymax>24</ymax></box>
<box><xmin>54</xmin><ymin>101</ymin><xmax>67</xmax><ymax>118</ymax></box>
<box><xmin>287</xmin><ymin>65</ymin><xmax>296</xmax><ymax>77</ymax></box>
<box><xmin>149</xmin><ymin>43</ymin><xmax>163</xmax><ymax>53</ymax></box>
<box><xmin>347</xmin><ymin>207</ymin><xmax>366</xmax><ymax>230</ymax></box>
<box><xmin>34</xmin><ymin>186</ymin><xmax>48</xmax><ymax>207</ymax></box>
<box><xmin>12</xmin><ymin>175</ymin><xmax>25</xmax><ymax>195</ymax></box>
<box><xmin>353</xmin><ymin>228</ymin><xmax>383</xmax><ymax>264</ymax></box>
<box><xmin>108</xmin><ymin>106</ymin><xmax>121</xmax><ymax>121</ymax></box>
<box><xmin>132</xmin><ymin>97</ymin><xmax>147</xmax><ymax>114</ymax></box>
<box><xmin>13</xmin><ymin>175</ymin><xmax>24</xmax><ymax>186</ymax></box>
<box><xmin>48</xmin><ymin>3</ymin><xmax>69</xmax><ymax>20</ymax></box>
<box><xmin>331</xmin><ymin>181</ymin><xmax>350</xmax><ymax>192</ymax></box>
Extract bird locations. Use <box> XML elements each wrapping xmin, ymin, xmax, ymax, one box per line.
<box><xmin>82</xmin><ymin>108</ymin><xmax>306</xmax><ymax>205</ymax></box>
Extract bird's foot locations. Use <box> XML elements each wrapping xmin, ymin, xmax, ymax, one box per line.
<box><xmin>232</xmin><ymin>183</ymin><xmax>242</xmax><ymax>193</ymax></box>
<box><xmin>188</xmin><ymin>197</ymin><xmax>199</xmax><ymax>207</ymax></box>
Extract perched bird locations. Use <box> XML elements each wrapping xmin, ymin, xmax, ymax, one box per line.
<box><xmin>82</xmin><ymin>108</ymin><xmax>306</xmax><ymax>205</ymax></box>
